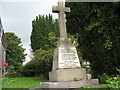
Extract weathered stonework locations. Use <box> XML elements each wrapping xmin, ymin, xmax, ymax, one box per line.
<box><xmin>49</xmin><ymin>68</ymin><xmax>86</xmax><ymax>82</ymax></box>
<box><xmin>52</xmin><ymin>38</ymin><xmax>81</xmax><ymax>70</ymax></box>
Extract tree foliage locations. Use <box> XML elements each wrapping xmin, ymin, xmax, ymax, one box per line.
<box><xmin>20</xmin><ymin>49</ymin><xmax>53</xmax><ymax>78</ymax></box>
<box><xmin>4</xmin><ymin>32</ymin><xmax>26</xmax><ymax>73</ymax></box>
<box><xmin>30</xmin><ymin>14</ymin><xmax>59</xmax><ymax>51</ymax></box>
<box><xmin>66</xmin><ymin>2</ymin><xmax>120</xmax><ymax>76</ymax></box>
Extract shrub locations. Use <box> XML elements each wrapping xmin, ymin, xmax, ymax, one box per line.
<box><xmin>20</xmin><ymin>49</ymin><xmax>53</xmax><ymax>78</ymax></box>
<box><xmin>98</xmin><ymin>73</ymin><xmax>110</xmax><ymax>84</ymax></box>
<box><xmin>101</xmin><ymin>69</ymin><xmax>120</xmax><ymax>88</ymax></box>
<box><xmin>106</xmin><ymin>76</ymin><xmax>120</xmax><ymax>88</ymax></box>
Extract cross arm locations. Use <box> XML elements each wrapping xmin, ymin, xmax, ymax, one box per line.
<box><xmin>64</xmin><ymin>7</ymin><xmax>70</xmax><ymax>13</ymax></box>
<box><xmin>52</xmin><ymin>6</ymin><xmax>59</xmax><ymax>13</ymax></box>
<box><xmin>52</xmin><ymin>6</ymin><xmax>70</xmax><ymax>13</ymax></box>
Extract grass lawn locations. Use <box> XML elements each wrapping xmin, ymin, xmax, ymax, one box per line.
<box><xmin>2</xmin><ymin>77</ymin><xmax>48</xmax><ymax>88</ymax></box>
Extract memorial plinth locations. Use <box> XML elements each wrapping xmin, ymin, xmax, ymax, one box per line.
<box><xmin>41</xmin><ymin>79</ymin><xmax>99</xmax><ymax>88</ymax></box>
<box><xmin>49</xmin><ymin>68</ymin><xmax>87</xmax><ymax>82</ymax></box>
<box><xmin>40</xmin><ymin>1</ymin><xmax>99</xmax><ymax>88</ymax></box>
<box><xmin>49</xmin><ymin>38</ymin><xmax>85</xmax><ymax>82</ymax></box>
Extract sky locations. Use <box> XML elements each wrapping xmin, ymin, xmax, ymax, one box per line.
<box><xmin>1</xmin><ymin>0</ymin><xmax>65</xmax><ymax>64</ymax></box>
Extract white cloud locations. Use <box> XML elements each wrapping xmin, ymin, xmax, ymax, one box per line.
<box><xmin>1</xmin><ymin>0</ymin><xmax>67</xmax><ymax>64</ymax></box>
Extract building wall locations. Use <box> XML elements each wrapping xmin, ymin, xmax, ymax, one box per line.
<box><xmin>0</xmin><ymin>44</ymin><xmax>6</xmax><ymax>77</ymax></box>
<box><xmin>0</xmin><ymin>18</ymin><xmax>6</xmax><ymax>77</ymax></box>
<box><xmin>0</xmin><ymin>44</ymin><xmax>2</xmax><ymax>77</ymax></box>
<box><xmin>0</xmin><ymin>44</ymin><xmax>4</xmax><ymax>77</ymax></box>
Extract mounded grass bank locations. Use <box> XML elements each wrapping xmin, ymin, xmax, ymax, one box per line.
<box><xmin>2</xmin><ymin>77</ymin><xmax>48</xmax><ymax>88</ymax></box>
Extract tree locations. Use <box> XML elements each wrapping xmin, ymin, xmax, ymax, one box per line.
<box><xmin>4</xmin><ymin>32</ymin><xmax>26</xmax><ymax>73</ymax></box>
<box><xmin>20</xmin><ymin>49</ymin><xmax>53</xmax><ymax>78</ymax></box>
<box><xmin>30</xmin><ymin>14</ymin><xmax>59</xmax><ymax>51</ymax></box>
<box><xmin>66</xmin><ymin>2</ymin><xmax>120</xmax><ymax>76</ymax></box>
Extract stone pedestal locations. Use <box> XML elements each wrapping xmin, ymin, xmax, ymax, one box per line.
<box><xmin>49</xmin><ymin>68</ymin><xmax>86</xmax><ymax>82</ymax></box>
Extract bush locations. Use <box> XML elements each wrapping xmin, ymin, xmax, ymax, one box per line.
<box><xmin>106</xmin><ymin>76</ymin><xmax>120</xmax><ymax>88</ymax></box>
<box><xmin>98</xmin><ymin>73</ymin><xmax>110</xmax><ymax>84</ymax></box>
<box><xmin>100</xmin><ymin>69</ymin><xmax>120</xmax><ymax>88</ymax></box>
<box><xmin>20</xmin><ymin>49</ymin><xmax>53</xmax><ymax>78</ymax></box>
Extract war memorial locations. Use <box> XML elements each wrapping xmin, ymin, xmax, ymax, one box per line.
<box><xmin>40</xmin><ymin>1</ymin><xmax>99</xmax><ymax>88</ymax></box>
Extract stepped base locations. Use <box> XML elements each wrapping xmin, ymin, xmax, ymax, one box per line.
<box><xmin>40</xmin><ymin>79</ymin><xmax>99</xmax><ymax>88</ymax></box>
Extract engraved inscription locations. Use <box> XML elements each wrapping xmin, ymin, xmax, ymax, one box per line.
<box><xmin>61</xmin><ymin>53</ymin><xmax>77</xmax><ymax>60</ymax></box>
<box><xmin>58</xmin><ymin>47</ymin><xmax>81</xmax><ymax>69</ymax></box>
<box><xmin>61</xmin><ymin>60</ymin><xmax>79</xmax><ymax>68</ymax></box>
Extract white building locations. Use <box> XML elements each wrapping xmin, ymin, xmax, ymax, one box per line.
<box><xmin>0</xmin><ymin>18</ymin><xmax>6</xmax><ymax>77</ymax></box>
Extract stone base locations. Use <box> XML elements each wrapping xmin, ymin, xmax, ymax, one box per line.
<box><xmin>40</xmin><ymin>79</ymin><xmax>99</xmax><ymax>88</ymax></box>
<box><xmin>49</xmin><ymin>68</ymin><xmax>86</xmax><ymax>82</ymax></box>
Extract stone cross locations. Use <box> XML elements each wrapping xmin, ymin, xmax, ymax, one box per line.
<box><xmin>52</xmin><ymin>1</ymin><xmax>70</xmax><ymax>39</ymax></box>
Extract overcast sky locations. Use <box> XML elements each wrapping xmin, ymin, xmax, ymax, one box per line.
<box><xmin>1</xmin><ymin>0</ymin><xmax>65</xmax><ymax>64</ymax></box>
